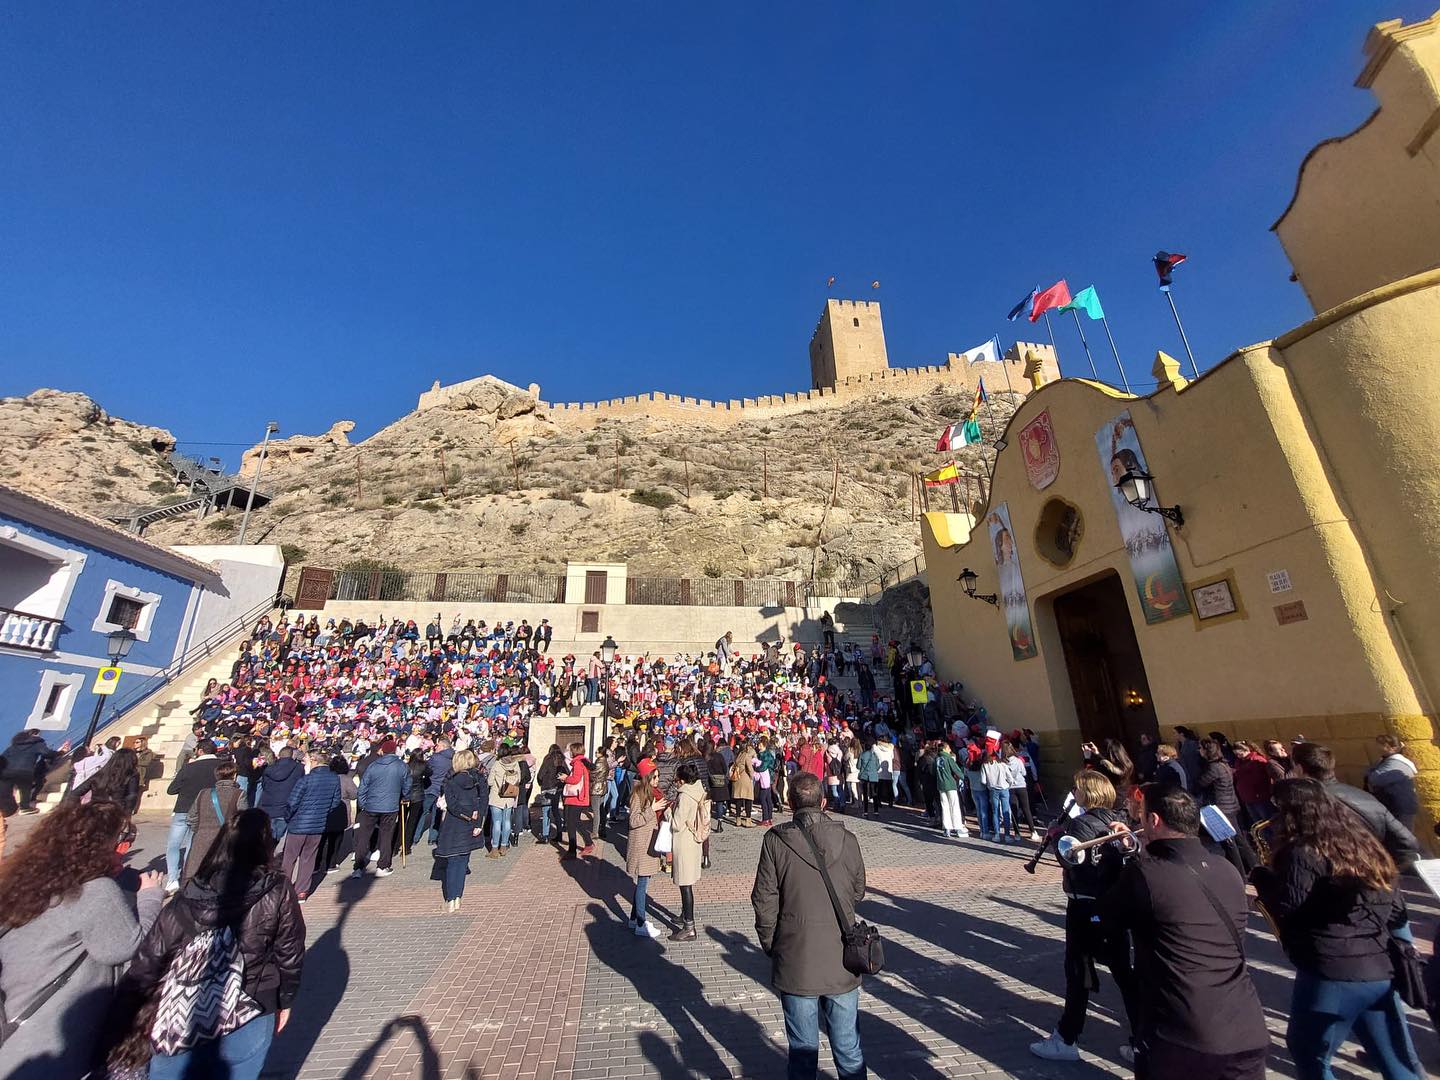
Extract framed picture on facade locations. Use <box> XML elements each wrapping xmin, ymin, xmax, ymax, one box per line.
<box><xmin>1189</xmin><ymin>572</ymin><xmax>1245</xmax><ymax>628</ymax></box>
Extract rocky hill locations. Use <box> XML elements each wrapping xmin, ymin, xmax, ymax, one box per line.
<box><xmin>3</xmin><ymin>381</ymin><xmax>1015</xmax><ymax>584</ymax></box>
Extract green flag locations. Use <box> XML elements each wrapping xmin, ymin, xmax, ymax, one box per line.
<box><xmin>1058</xmin><ymin>285</ymin><xmax>1105</xmax><ymax>321</ymax></box>
<box><xmin>961</xmin><ymin>418</ymin><xmax>983</xmax><ymax>445</ymax></box>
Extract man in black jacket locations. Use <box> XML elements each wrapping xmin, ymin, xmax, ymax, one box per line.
<box><xmin>752</xmin><ymin>772</ymin><xmax>867</xmax><ymax>1080</ymax></box>
<box><xmin>166</xmin><ymin>739</ymin><xmax>220</xmax><ymax>892</ymax></box>
<box><xmin>1292</xmin><ymin>742</ymin><xmax>1420</xmax><ymax>870</ymax></box>
<box><xmin>1098</xmin><ymin>784</ymin><xmax>1268</xmax><ymax>1080</ymax></box>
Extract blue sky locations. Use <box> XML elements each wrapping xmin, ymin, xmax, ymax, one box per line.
<box><xmin>2</xmin><ymin>3</ymin><xmax>1426</xmax><ymax>458</ymax></box>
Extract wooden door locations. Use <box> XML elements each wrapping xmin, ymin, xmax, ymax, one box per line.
<box><xmin>295</xmin><ymin>567</ymin><xmax>334</xmax><ymax>608</ymax></box>
<box><xmin>585</xmin><ymin>571</ymin><xmax>607</xmax><ymax>604</ymax></box>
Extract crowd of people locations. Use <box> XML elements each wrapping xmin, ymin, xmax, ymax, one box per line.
<box><xmin>0</xmin><ymin>604</ymin><xmax>1436</xmax><ymax>1078</ymax></box>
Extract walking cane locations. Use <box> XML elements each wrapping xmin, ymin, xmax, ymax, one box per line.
<box><xmin>400</xmin><ymin>800</ymin><xmax>407</xmax><ymax>869</ymax></box>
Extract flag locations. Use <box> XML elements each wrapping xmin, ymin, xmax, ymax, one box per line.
<box><xmin>975</xmin><ymin>376</ymin><xmax>989</xmax><ymax>405</ymax></box>
<box><xmin>826</xmin><ymin>275</ymin><xmax>836</xmax><ymax>288</ymax></box>
<box><xmin>935</xmin><ymin>423</ymin><xmax>960</xmax><ymax>452</ymax></box>
<box><xmin>870</xmin><ymin>280</ymin><xmax>881</xmax><ymax>289</ymax></box>
<box><xmin>923</xmin><ymin>463</ymin><xmax>959</xmax><ymax>486</ymax></box>
<box><xmin>1029</xmin><ymin>280</ymin><xmax>1072</xmax><ymax>322</ymax></box>
<box><xmin>1154</xmin><ymin>251</ymin><xmax>1187</xmax><ymax>287</ymax></box>
<box><xmin>1057</xmin><ymin>285</ymin><xmax>1105</xmax><ymax>320</ymax></box>
<box><xmin>1006</xmin><ymin>288</ymin><xmax>1037</xmax><ymax>321</ymax></box>
<box><xmin>955</xmin><ymin>338</ymin><xmax>999</xmax><ymax>364</ymax></box>
<box><xmin>961</xmin><ymin>418</ymin><xmax>984</xmax><ymax>446</ymax></box>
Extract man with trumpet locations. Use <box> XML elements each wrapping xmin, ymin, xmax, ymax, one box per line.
<box><xmin>1030</xmin><ymin>771</ymin><xmax>1141</xmax><ymax>1064</ymax></box>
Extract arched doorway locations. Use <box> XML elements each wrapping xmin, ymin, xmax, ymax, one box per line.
<box><xmin>1052</xmin><ymin>571</ymin><xmax>1158</xmax><ymax>756</ymax></box>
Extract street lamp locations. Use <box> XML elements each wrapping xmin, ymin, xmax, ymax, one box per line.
<box><xmin>237</xmin><ymin>420</ymin><xmax>280</xmax><ymax>545</ymax></box>
<box><xmin>1114</xmin><ymin>469</ymin><xmax>1184</xmax><ymax>527</ymax></box>
<box><xmin>80</xmin><ymin>628</ymin><xmax>136</xmax><ymax>753</ymax></box>
<box><xmin>906</xmin><ymin>644</ymin><xmax>924</xmax><ymax>670</ymax></box>
<box><xmin>958</xmin><ymin>567</ymin><xmax>999</xmax><ymax>606</ymax></box>
<box><xmin>599</xmin><ymin>635</ymin><xmax>619</xmax><ymax>727</ymax></box>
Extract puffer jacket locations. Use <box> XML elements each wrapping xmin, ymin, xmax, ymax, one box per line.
<box><xmin>751</xmin><ymin>807</ymin><xmax>866</xmax><ymax>997</ymax></box>
<box><xmin>285</xmin><ymin>766</ymin><xmax>342</xmax><ymax>835</ymax></box>
<box><xmin>255</xmin><ymin>757</ymin><xmax>304</xmax><ymax>818</ymax></box>
<box><xmin>1196</xmin><ymin>760</ymin><xmax>1242</xmax><ymax>822</ymax></box>
<box><xmin>1324</xmin><ymin>779</ymin><xmax>1420</xmax><ymax>870</ymax></box>
<box><xmin>357</xmin><ymin>752</ymin><xmax>412</xmax><ymax>813</ymax></box>
<box><xmin>122</xmin><ymin>869</ymin><xmax>304</xmax><ymax>1015</ymax></box>
<box><xmin>1059</xmin><ymin>807</ymin><xmax>1128</xmax><ymax>899</ymax></box>
<box><xmin>435</xmin><ymin>769</ymin><xmax>486</xmax><ymax>857</ymax></box>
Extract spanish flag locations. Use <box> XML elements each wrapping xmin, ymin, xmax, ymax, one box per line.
<box><xmin>924</xmin><ymin>463</ymin><xmax>959</xmax><ymax>486</ymax></box>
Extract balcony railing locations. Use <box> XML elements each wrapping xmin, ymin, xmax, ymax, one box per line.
<box><xmin>0</xmin><ymin>607</ymin><xmax>62</xmax><ymax>652</ymax></box>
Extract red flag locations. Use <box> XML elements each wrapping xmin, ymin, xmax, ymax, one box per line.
<box><xmin>1154</xmin><ymin>251</ymin><xmax>1187</xmax><ymax>287</ymax></box>
<box><xmin>1029</xmin><ymin>280</ymin><xmax>1071</xmax><ymax>322</ymax></box>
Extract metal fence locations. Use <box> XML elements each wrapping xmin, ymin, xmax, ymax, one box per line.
<box><xmin>323</xmin><ymin>569</ymin><xmax>863</xmax><ymax>607</ymax></box>
<box><xmin>859</xmin><ymin>554</ymin><xmax>926</xmax><ymax>600</ymax></box>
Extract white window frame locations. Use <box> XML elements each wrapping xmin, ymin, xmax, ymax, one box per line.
<box><xmin>0</xmin><ymin>525</ymin><xmax>86</xmax><ymax>620</ymax></box>
<box><xmin>92</xmin><ymin>579</ymin><xmax>162</xmax><ymax>642</ymax></box>
<box><xmin>28</xmin><ymin>669</ymin><xmax>86</xmax><ymax>731</ymax></box>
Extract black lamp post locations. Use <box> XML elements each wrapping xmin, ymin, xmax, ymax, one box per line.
<box><xmin>1114</xmin><ymin>469</ymin><xmax>1184</xmax><ymax>527</ymax></box>
<box><xmin>599</xmin><ymin>635</ymin><xmax>618</xmax><ymax>725</ymax></box>
<box><xmin>81</xmin><ymin>628</ymin><xmax>136</xmax><ymax>752</ymax></box>
<box><xmin>958</xmin><ymin>568</ymin><xmax>999</xmax><ymax>606</ymax></box>
<box><xmin>906</xmin><ymin>644</ymin><xmax>924</xmax><ymax>670</ymax></box>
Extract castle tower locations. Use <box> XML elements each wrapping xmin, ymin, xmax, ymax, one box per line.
<box><xmin>809</xmin><ymin>299</ymin><xmax>889</xmax><ymax>390</ymax></box>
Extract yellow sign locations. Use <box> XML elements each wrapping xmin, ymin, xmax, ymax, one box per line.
<box><xmin>93</xmin><ymin>667</ymin><xmax>122</xmax><ymax>695</ymax></box>
<box><xmin>909</xmin><ymin>679</ymin><xmax>928</xmax><ymax>704</ymax></box>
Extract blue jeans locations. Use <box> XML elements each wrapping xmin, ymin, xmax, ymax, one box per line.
<box><xmin>632</xmin><ymin>874</ymin><xmax>650</xmax><ymax>923</ymax></box>
<box><xmin>442</xmin><ymin>852</ymin><xmax>471</xmax><ymax>901</ymax></box>
<box><xmin>490</xmin><ymin>805</ymin><xmax>513</xmax><ymax>849</ymax></box>
<box><xmin>989</xmin><ymin>788</ymin><xmax>1013</xmax><ymax>837</ymax></box>
<box><xmin>780</xmin><ymin>987</ymin><xmax>866</xmax><ymax>1080</ymax></box>
<box><xmin>1287</xmin><ymin>970</ymin><xmax>1420</xmax><ymax>1080</ymax></box>
<box><xmin>417</xmin><ymin>792</ymin><xmax>440</xmax><ymax>842</ymax></box>
<box><xmin>166</xmin><ymin>812</ymin><xmax>192</xmax><ymax>882</ymax></box>
<box><xmin>538</xmin><ymin>800</ymin><xmax>553</xmax><ymax>840</ymax></box>
<box><xmin>969</xmin><ymin>785</ymin><xmax>992</xmax><ymax>836</ymax></box>
<box><xmin>148</xmin><ymin>1011</ymin><xmax>275</xmax><ymax>1080</ymax></box>
<box><xmin>270</xmin><ymin>815</ymin><xmax>289</xmax><ymax>842</ymax></box>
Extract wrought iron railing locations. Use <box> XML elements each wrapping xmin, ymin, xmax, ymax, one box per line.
<box><xmin>64</xmin><ymin>591</ymin><xmax>283</xmax><ymax>747</ymax></box>
<box><xmin>858</xmin><ymin>554</ymin><xmax>927</xmax><ymax>600</ymax></box>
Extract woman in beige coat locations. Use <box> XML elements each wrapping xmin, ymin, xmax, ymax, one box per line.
<box><xmin>666</xmin><ymin>760</ymin><xmax>707</xmax><ymax>941</ymax></box>
<box><xmin>486</xmin><ymin>750</ymin><xmax>523</xmax><ymax>858</ymax></box>
<box><xmin>730</xmin><ymin>744</ymin><xmax>756</xmax><ymax>825</ymax></box>
<box><xmin>625</xmin><ymin>761</ymin><xmax>666</xmax><ymax>938</ymax></box>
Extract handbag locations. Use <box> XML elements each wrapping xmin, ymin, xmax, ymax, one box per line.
<box><xmin>1389</xmin><ymin>933</ymin><xmax>1429</xmax><ymax>1009</ymax></box>
<box><xmin>796</xmin><ymin>824</ymin><xmax>884</xmax><ymax>976</ymax></box>
<box><xmin>652</xmin><ymin>818</ymin><xmax>674</xmax><ymax>855</ymax></box>
<box><xmin>499</xmin><ymin>781</ymin><xmax>520</xmax><ymax>799</ymax></box>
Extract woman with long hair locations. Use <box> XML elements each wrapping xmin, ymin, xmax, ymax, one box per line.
<box><xmin>624</xmin><ymin>761</ymin><xmax>666</xmax><ymax>938</ymax></box>
<box><xmin>0</xmin><ymin>800</ymin><xmax>164</xmax><ymax>1076</ymax></box>
<box><xmin>1083</xmin><ymin>738</ymin><xmax>1135</xmax><ymax>808</ymax></box>
<box><xmin>434</xmin><ymin>748</ymin><xmax>485</xmax><ymax>910</ymax></box>
<box><xmin>1252</xmin><ymin>778</ymin><xmax>1422</xmax><ymax>1080</ymax></box>
<box><xmin>75</xmin><ymin>746</ymin><xmax>142</xmax><ymax>815</ymax></box>
<box><xmin>666</xmin><ymin>759</ymin><xmax>706</xmax><ymax>941</ymax></box>
<box><xmin>112</xmin><ymin>810</ymin><xmax>303</xmax><ymax>1080</ymax></box>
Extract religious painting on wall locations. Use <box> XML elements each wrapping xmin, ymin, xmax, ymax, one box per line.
<box><xmin>1020</xmin><ymin>408</ymin><xmax>1060</xmax><ymax>490</ymax></box>
<box><xmin>986</xmin><ymin>501</ymin><xmax>1039</xmax><ymax>660</ymax></box>
<box><xmin>1095</xmin><ymin>410</ymin><xmax>1191</xmax><ymax>624</ymax></box>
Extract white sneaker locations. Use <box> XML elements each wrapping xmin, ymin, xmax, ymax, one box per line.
<box><xmin>1029</xmin><ymin>1030</ymin><xmax>1080</xmax><ymax>1062</ymax></box>
<box><xmin>634</xmin><ymin>920</ymin><xmax>663</xmax><ymax>938</ymax></box>
<box><xmin>368</xmin><ymin>851</ymin><xmax>380</xmax><ymax>863</ymax></box>
<box><xmin>375</xmin><ymin>867</ymin><xmax>394</xmax><ymax>877</ymax></box>
<box><xmin>955</xmin><ymin>829</ymin><xmax>970</xmax><ymax>838</ymax></box>
<box><xmin>1118</xmin><ymin>1043</ymin><xmax>1136</xmax><ymax>1065</ymax></box>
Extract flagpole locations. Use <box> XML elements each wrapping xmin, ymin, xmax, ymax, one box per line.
<box><xmin>993</xmin><ymin>333</ymin><xmax>1014</xmax><ymax>394</ymax></box>
<box><xmin>1042</xmin><ymin>311</ymin><xmax>1061</xmax><ymax>374</ymax></box>
<box><xmin>1098</xmin><ymin>316</ymin><xmax>1132</xmax><ymax>394</ymax></box>
<box><xmin>1069</xmin><ymin>309</ymin><xmax>1100</xmax><ymax>382</ymax></box>
<box><xmin>1162</xmin><ymin>286</ymin><xmax>1200</xmax><ymax>379</ymax></box>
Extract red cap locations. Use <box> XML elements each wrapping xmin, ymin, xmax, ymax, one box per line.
<box><xmin>637</xmin><ymin>758</ymin><xmax>657</xmax><ymax>779</ymax></box>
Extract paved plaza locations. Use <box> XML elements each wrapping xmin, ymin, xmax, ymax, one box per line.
<box><xmin>94</xmin><ymin>807</ymin><xmax>1440</xmax><ymax>1079</ymax></box>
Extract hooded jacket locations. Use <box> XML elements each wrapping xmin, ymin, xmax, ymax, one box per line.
<box><xmin>123</xmin><ymin>870</ymin><xmax>304</xmax><ymax>1015</ymax></box>
<box><xmin>751</xmin><ymin>807</ymin><xmax>866</xmax><ymax>997</ymax></box>
<box><xmin>256</xmin><ymin>757</ymin><xmax>304</xmax><ymax>817</ymax></box>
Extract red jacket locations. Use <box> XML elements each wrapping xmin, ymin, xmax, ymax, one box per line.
<box><xmin>797</xmin><ymin>745</ymin><xmax>825</xmax><ymax>779</ymax></box>
<box><xmin>1232</xmin><ymin>752</ymin><xmax>1273</xmax><ymax>806</ymax></box>
<box><xmin>563</xmin><ymin>758</ymin><xmax>592</xmax><ymax>806</ymax></box>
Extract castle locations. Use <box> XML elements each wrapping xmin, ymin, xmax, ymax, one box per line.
<box><xmin>417</xmin><ymin>298</ymin><xmax>1062</xmax><ymax>429</ymax></box>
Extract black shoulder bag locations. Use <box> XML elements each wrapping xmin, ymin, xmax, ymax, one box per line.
<box><xmin>797</xmin><ymin>825</ymin><xmax>884</xmax><ymax>976</ymax></box>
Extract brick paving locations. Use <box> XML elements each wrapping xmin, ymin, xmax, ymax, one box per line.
<box><xmin>91</xmin><ymin>807</ymin><xmax>1440</xmax><ymax>1078</ymax></box>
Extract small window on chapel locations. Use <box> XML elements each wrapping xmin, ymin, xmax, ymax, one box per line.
<box><xmin>853</xmin><ymin>317</ymin><xmax>860</xmax><ymax>327</ymax></box>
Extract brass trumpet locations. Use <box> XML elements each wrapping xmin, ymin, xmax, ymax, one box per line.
<box><xmin>1056</xmin><ymin>825</ymin><xmax>1140</xmax><ymax>865</ymax></box>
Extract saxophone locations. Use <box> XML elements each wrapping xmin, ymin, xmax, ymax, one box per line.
<box><xmin>1249</xmin><ymin>817</ymin><xmax>1281</xmax><ymax>938</ymax></box>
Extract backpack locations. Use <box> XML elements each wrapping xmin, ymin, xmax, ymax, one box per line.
<box><xmin>693</xmin><ymin>795</ymin><xmax>712</xmax><ymax>844</ymax></box>
<box><xmin>150</xmin><ymin>910</ymin><xmax>262</xmax><ymax>1055</ymax></box>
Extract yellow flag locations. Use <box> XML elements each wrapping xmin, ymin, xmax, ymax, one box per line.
<box><xmin>923</xmin><ymin>463</ymin><xmax>959</xmax><ymax>487</ymax></box>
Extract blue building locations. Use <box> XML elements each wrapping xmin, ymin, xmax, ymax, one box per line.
<box><xmin>0</xmin><ymin>482</ymin><xmax>223</xmax><ymax>748</ymax></box>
